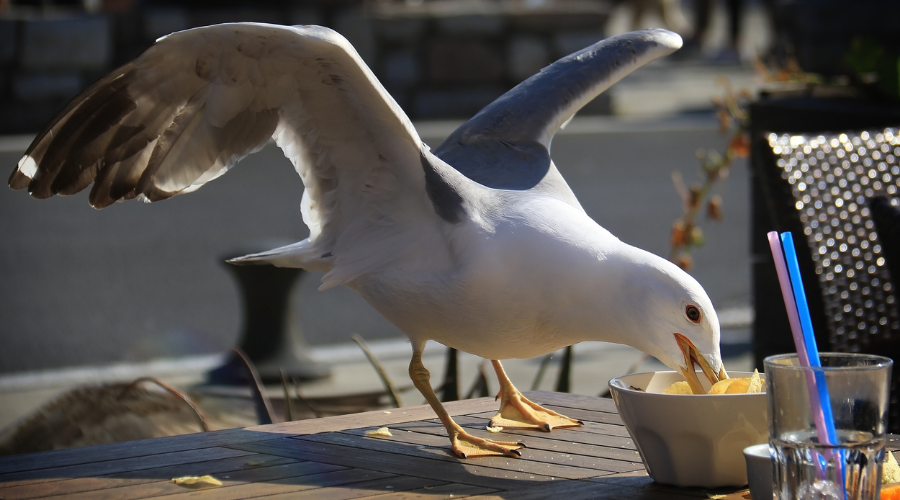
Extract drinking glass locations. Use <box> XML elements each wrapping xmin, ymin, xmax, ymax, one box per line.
<box><xmin>764</xmin><ymin>353</ymin><xmax>892</xmax><ymax>500</ymax></box>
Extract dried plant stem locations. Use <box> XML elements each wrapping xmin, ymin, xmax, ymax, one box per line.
<box><xmin>464</xmin><ymin>360</ymin><xmax>491</xmax><ymax>399</ymax></box>
<box><xmin>352</xmin><ymin>334</ymin><xmax>403</xmax><ymax>408</ymax></box>
<box><xmin>292</xmin><ymin>376</ymin><xmax>323</xmax><ymax>418</ymax></box>
<box><xmin>119</xmin><ymin>377</ymin><xmax>210</xmax><ymax>432</ymax></box>
<box><xmin>280</xmin><ymin>369</ymin><xmax>294</xmax><ymax>422</ymax></box>
<box><xmin>232</xmin><ymin>348</ymin><xmax>275</xmax><ymax>425</ymax></box>
<box><xmin>669</xmin><ymin>77</ymin><xmax>749</xmax><ymax>270</ymax></box>
<box><xmin>530</xmin><ymin>353</ymin><xmax>555</xmax><ymax>391</ymax></box>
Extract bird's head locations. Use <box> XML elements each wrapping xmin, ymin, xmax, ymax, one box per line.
<box><xmin>614</xmin><ymin>252</ymin><xmax>728</xmax><ymax>394</ymax></box>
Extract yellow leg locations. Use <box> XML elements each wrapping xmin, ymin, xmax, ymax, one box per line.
<box><xmin>488</xmin><ymin>360</ymin><xmax>584</xmax><ymax>431</ymax></box>
<box><xmin>409</xmin><ymin>349</ymin><xmax>524</xmax><ymax>459</ymax></box>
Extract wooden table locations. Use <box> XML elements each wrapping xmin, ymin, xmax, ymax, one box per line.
<box><xmin>0</xmin><ymin>390</ymin><xmax>876</xmax><ymax>500</ymax></box>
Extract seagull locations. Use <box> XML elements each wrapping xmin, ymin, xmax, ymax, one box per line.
<box><xmin>9</xmin><ymin>24</ymin><xmax>727</xmax><ymax>459</ymax></box>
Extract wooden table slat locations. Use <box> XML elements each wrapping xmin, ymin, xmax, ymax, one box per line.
<box><xmin>464</xmin><ymin>406</ymin><xmax>625</xmax><ymax>427</ymax></box>
<box><xmin>527</xmin><ymin>391</ymin><xmax>621</xmax><ymax>414</ymax></box>
<box><xmin>447</xmin><ymin>415</ymin><xmax>638</xmax><ymax>454</ymax></box>
<box><xmin>588</xmin><ymin>471</ymin><xmax>744</xmax><ymax>499</ymax></box>
<box><xmin>463</xmin><ymin>403</ymin><xmax>626</xmax><ymax>427</ymax></box>
<box><xmin>343</xmin><ymin>418</ymin><xmax>643</xmax><ymax>472</ymax></box>
<box><xmin>298</xmin><ymin>429</ymin><xmax>630</xmax><ymax>478</ymax></box>
<box><xmin>149</xmin><ymin>468</ymin><xmax>398</xmax><ymax>500</ymax></box>
<box><xmin>242</xmin><ymin>397</ymin><xmax>500</xmax><ymax>436</ymax></box>
<box><xmin>46</xmin><ymin>462</ymin><xmax>361</xmax><ymax>500</ymax></box>
<box><xmin>368</xmin><ymin>482</ymin><xmax>498</xmax><ymax>499</ymax></box>
<box><xmin>0</xmin><ymin>446</ymin><xmax>255</xmax><ymax>485</ymax></box>
<box><xmin>478</xmin><ymin>478</ymin><xmax>638</xmax><ymax>500</ymax></box>
<box><xmin>257</xmin><ymin>474</ymin><xmax>449</xmax><ymax>500</ymax></box>
<box><xmin>227</xmin><ymin>435</ymin><xmax>573</xmax><ymax>491</ymax></box>
<box><xmin>0</xmin><ymin>427</ymin><xmax>265</xmax><ymax>476</ymax></box>
<box><xmin>0</xmin><ymin>454</ymin><xmax>299</xmax><ymax>500</ymax></box>
<box><xmin>392</xmin><ymin>415</ymin><xmax>635</xmax><ymax>447</ymax></box>
<box><xmin>391</xmin><ymin>415</ymin><xmax>636</xmax><ymax>452</ymax></box>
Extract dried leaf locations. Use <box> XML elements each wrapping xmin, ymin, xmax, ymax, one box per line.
<box><xmin>707</xmin><ymin>195</ymin><xmax>723</xmax><ymax>221</ymax></box>
<box><xmin>366</xmin><ymin>426</ymin><xmax>393</xmax><ymax>438</ymax></box>
<box><xmin>675</xmin><ymin>254</ymin><xmax>693</xmax><ymax>271</ymax></box>
<box><xmin>728</xmin><ymin>133</ymin><xmax>750</xmax><ymax>158</ymax></box>
<box><xmin>172</xmin><ymin>475</ymin><xmax>222</xmax><ymax>487</ymax></box>
<box><xmin>688</xmin><ymin>185</ymin><xmax>702</xmax><ymax>210</ymax></box>
<box><xmin>689</xmin><ymin>226</ymin><xmax>704</xmax><ymax>246</ymax></box>
<box><xmin>671</xmin><ymin>220</ymin><xmax>688</xmax><ymax>247</ymax></box>
<box><xmin>486</xmin><ymin>426</ymin><xmax>504</xmax><ymax>433</ymax></box>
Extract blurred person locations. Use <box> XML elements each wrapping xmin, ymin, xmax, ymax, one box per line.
<box><xmin>619</xmin><ymin>0</ymin><xmax>692</xmax><ymax>35</ymax></box>
<box><xmin>686</xmin><ymin>0</ymin><xmax>744</xmax><ymax>62</ymax></box>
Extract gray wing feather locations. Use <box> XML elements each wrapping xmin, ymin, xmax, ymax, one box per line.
<box><xmin>434</xmin><ymin>29</ymin><xmax>682</xmax><ymax>204</ymax></box>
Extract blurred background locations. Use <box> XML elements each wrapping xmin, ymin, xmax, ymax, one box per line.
<box><xmin>1</xmin><ymin>0</ymin><xmax>899</xmax><ymax>435</ymax></box>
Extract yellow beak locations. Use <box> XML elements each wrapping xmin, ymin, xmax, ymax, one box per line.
<box><xmin>674</xmin><ymin>333</ymin><xmax>728</xmax><ymax>394</ymax></box>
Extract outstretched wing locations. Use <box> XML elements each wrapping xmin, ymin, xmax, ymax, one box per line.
<box><xmin>9</xmin><ymin>23</ymin><xmax>440</xmax><ymax>285</ymax></box>
<box><xmin>435</xmin><ymin>29</ymin><xmax>682</xmax><ymax>208</ymax></box>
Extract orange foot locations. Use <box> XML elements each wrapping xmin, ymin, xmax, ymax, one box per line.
<box><xmin>489</xmin><ymin>360</ymin><xmax>584</xmax><ymax>432</ymax></box>
<box><xmin>450</xmin><ymin>426</ymin><xmax>525</xmax><ymax>459</ymax></box>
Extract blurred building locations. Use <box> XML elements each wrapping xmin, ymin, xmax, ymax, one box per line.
<box><xmin>0</xmin><ymin>0</ymin><xmax>614</xmax><ymax>134</ymax></box>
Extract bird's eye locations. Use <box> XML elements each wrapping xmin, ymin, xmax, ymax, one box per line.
<box><xmin>685</xmin><ymin>305</ymin><xmax>701</xmax><ymax>323</ymax></box>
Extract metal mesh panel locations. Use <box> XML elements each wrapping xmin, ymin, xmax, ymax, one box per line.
<box><xmin>768</xmin><ymin>128</ymin><xmax>900</xmax><ymax>351</ymax></box>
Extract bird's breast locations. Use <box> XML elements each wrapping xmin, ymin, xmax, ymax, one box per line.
<box><xmin>352</xmin><ymin>204</ymin><xmax>623</xmax><ymax>360</ymax></box>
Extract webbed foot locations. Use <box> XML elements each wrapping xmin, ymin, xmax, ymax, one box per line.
<box><xmin>489</xmin><ymin>360</ymin><xmax>584</xmax><ymax>431</ymax></box>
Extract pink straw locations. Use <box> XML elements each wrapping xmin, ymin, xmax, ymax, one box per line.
<box><xmin>766</xmin><ymin>231</ymin><xmax>833</xmax><ymax>480</ymax></box>
<box><xmin>767</xmin><ymin>232</ymin><xmax>812</xmax><ymax>366</ymax></box>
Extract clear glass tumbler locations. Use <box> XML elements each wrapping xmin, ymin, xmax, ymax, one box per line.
<box><xmin>764</xmin><ymin>353</ymin><xmax>893</xmax><ymax>500</ymax></box>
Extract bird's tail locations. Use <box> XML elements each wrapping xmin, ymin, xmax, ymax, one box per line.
<box><xmin>226</xmin><ymin>239</ymin><xmax>329</xmax><ymax>271</ymax></box>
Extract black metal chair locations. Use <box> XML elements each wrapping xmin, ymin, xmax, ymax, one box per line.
<box><xmin>749</xmin><ymin>96</ymin><xmax>900</xmax><ymax>430</ymax></box>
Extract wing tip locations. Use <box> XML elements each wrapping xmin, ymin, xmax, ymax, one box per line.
<box><xmin>646</xmin><ymin>28</ymin><xmax>683</xmax><ymax>52</ymax></box>
<box><xmin>8</xmin><ymin>155</ymin><xmax>37</xmax><ymax>190</ymax></box>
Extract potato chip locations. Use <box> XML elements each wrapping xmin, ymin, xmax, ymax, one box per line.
<box><xmin>664</xmin><ymin>381</ymin><xmax>693</xmax><ymax>394</ymax></box>
<box><xmin>747</xmin><ymin>369</ymin><xmax>764</xmax><ymax>394</ymax></box>
<box><xmin>366</xmin><ymin>426</ymin><xmax>393</xmax><ymax>438</ymax></box>
<box><xmin>707</xmin><ymin>378</ymin><xmax>736</xmax><ymax>395</ymax></box>
<box><xmin>884</xmin><ymin>451</ymin><xmax>900</xmax><ymax>484</ymax></box>
<box><xmin>664</xmin><ymin>369</ymin><xmax>766</xmax><ymax>395</ymax></box>
<box><xmin>172</xmin><ymin>475</ymin><xmax>222</xmax><ymax>487</ymax></box>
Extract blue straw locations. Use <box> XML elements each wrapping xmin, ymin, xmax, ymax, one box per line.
<box><xmin>780</xmin><ymin>233</ymin><xmax>839</xmax><ymax>445</ymax></box>
<box><xmin>780</xmin><ymin>232</ymin><xmax>845</xmax><ymax>495</ymax></box>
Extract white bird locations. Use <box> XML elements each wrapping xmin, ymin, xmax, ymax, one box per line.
<box><xmin>9</xmin><ymin>24</ymin><xmax>727</xmax><ymax>459</ymax></box>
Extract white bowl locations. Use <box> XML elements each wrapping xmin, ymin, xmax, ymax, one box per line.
<box><xmin>608</xmin><ymin>371</ymin><xmax>768</xmax><ymax>488</ymax></box>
